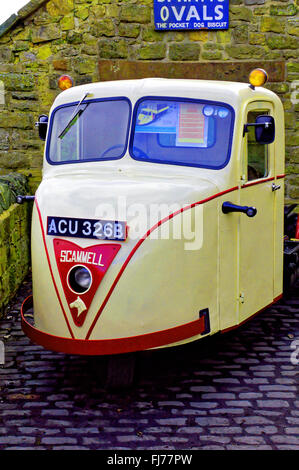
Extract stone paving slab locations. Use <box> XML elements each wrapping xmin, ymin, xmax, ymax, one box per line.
<box><xmin>0</xmin><ymin>276</ymin><xmax>298</xmax><ymax>450</ymax></box>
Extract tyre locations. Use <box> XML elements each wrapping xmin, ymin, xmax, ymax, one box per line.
<box><xmin>103</xmin><ymin>353</ymin><xmax>136</xmax><ymax>389</ymax></box>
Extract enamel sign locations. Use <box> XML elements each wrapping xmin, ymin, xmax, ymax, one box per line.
<box><xmin>154</xmin><ymin>0</ymin><xmax>229</xmax><ymax>30</ymax></box>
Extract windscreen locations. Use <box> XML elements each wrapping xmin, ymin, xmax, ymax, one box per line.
<box><xmin>131</xmin><ymin>98</ymin><xmax>234</xmax><ymax>169</ymax></box>
<box><xmin>48</xmin><ymin>98</ymin><xmax>131</xmax><ymax>164</ymax></box>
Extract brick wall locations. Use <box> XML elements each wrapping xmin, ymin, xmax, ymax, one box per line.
<box><xmin>0</xmin><ymin>0</ymin><xmax>298</xmax><ymax>201</ymax></box>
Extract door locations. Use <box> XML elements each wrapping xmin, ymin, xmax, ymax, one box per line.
<box><xmin>239</xmin><ymin>101</ymin><xmax>276</xmax><ymax>323</ymax></box>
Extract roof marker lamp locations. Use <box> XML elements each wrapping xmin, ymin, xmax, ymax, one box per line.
<box><xmin>58</xmin><ymin>75</ymin><xmax>74</xmax><ymax>91</ymax></box>
<box><xmin>249</xmin><ymin>69</ymin><xmax>268</xmax><ymax>90</ymax></box>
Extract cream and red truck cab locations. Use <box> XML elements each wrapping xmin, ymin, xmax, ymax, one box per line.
<box><xmin>19</xmin><ymin>69</ymin><xmax>298</xmax><ymax>385</ymax></box>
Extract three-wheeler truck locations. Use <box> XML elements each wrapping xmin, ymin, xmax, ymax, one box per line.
<box><xmin>20</xmin><ymin>69</ymin><xmax>299</xmax><ymax>385</ymax></box>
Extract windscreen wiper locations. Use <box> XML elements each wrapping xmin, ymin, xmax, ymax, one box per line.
<box><xmin>58</xmin><ymin>92</ymin><xmax>93</xmax><ymax>140</ymax></box>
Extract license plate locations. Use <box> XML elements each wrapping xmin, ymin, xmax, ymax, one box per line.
<box><xmin>47</xmin><ymin>216</ymin><xmax>127</xmax><ymax>241</ymax></box>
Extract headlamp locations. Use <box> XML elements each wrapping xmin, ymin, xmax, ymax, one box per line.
<box><xmin>68</xmin><ymin>266</ymin><xmax>92</xmax><ymax>294</ymax></box>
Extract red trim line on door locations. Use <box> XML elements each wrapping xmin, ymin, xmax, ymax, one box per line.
<box><xmin>242</xmin><ymin>176</ymin><xmax>275</xmax><ymax>188</ymax></box>
<box><xmin>241</xmin><ymin>174</ymin><xmax>285</xmax><ymax>188</ymax></box>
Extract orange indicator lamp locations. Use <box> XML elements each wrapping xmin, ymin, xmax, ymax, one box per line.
<box><xmin>249</xmin><ymin>69</ymin><xmax>268</xmax><ymax>89</ymax></box>
<box><xmin>58</xmin><ymin>75</ymin><xmax>74</xmax><ymax>91</ymax></box>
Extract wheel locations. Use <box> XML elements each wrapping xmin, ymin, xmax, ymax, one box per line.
<box><xmin>103</xmin><ymin>353</ymin><xmax>136</xmax><ymax>389</ymax></box>
<box><xmin>283</xmin><ymin>255</ymin><xmax>299</xmax><ymax>297</ymax></box>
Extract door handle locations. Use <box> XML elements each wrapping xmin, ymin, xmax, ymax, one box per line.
<box><xmin>222</xmin><ymin>201</ymin><xmax>257</xmax><ymax>217</ymax></box>
<box><xmin>272</xmin><ymin>183</ymin><xmax>281</xmax><ymax>192</ymax></box>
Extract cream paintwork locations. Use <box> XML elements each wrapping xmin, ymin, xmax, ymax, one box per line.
<box><xmin>31</xmin><ymin>78</ymin><xmax>284</xmax><ymax>351</ymax></box>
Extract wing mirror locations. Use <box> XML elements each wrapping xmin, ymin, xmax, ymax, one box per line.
<box><xmin>35</xmin><ymin>114</ymin><xmax>48</xmax><ymax>141</ymax></box>
<box><xmin>243</xmin><ymin>115</ymin><xmax>275</xmax><ymax>144</ymax></box>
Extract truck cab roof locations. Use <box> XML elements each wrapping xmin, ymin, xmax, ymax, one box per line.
<box><xmin>52</xmin><ymin>77</ymin><xmax>278</xmax><ymax>111</ymax></box>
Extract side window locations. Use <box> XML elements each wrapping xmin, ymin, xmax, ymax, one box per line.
<box><xmin>247</xmin><ymin>111</ymin><xmax>269</xmax><ymax>181</ymax></box>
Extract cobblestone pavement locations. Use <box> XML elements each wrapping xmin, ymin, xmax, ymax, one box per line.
<box><xmin>0</xmin><ymin>276</ymin><xmax>298</xmax><ymax>450</ymax></box>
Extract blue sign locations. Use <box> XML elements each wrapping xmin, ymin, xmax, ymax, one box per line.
<box><xmin>154</xmin><ymin>0</ymin><xmax>229</xmax><ymax>31</ymax></box>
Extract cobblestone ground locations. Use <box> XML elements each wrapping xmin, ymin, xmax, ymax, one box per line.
<box><xmin>0</xmin><ymin>276</ymin><xmax>298</xmax><ymax>450</ymax></box>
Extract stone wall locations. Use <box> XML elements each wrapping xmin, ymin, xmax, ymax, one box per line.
<box><xmin>0</xmin><ymin>174</ymin><xmax>31</xmax><ymax>317</ymax></box>
<box><xmin>0</xmin><ymin>0</ymin><xmax>298</xmax><ymax>201</ymax></box>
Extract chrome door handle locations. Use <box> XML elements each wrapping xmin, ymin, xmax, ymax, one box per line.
<box><xmin>272</xmin><ymin>183</ymin><xmax>281</xmax><ymax>191</ymax></box>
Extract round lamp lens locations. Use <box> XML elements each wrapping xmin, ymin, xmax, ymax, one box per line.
<box><xmin>68</xmin><ymin>266</ymin><xmax>92</xmax><ymax>294</ymax></box>
<box><xmin>249</xmin><ymin>69</ymin><xmax>268</xmax><ymax>88</ymax></box>
<box><xmin>58</xmin><ymin>75</ymin><xmax>73</xmax><ymax>91</ymax></box>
